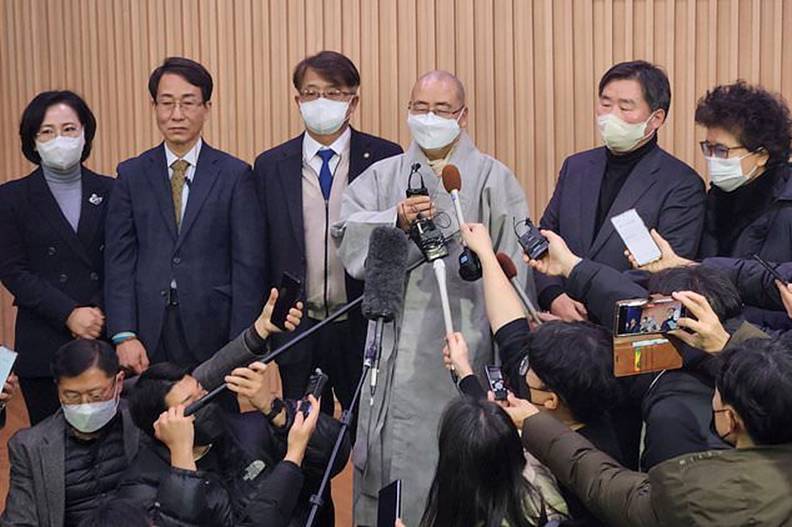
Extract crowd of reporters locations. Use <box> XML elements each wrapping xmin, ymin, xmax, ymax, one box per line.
<box><xmin>1</xmin><ymin>48</ymin><xmax>792</xmax><ymax>527</ymax></box>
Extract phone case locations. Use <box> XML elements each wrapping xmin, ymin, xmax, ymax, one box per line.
<box><xmin>612</xmin><ymin>300</ymin><xmax>683</xmax><ymax>377</ymax></box>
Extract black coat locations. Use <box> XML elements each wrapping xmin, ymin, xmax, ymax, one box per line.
<box><xmin>253</xmin><ymin>129</ymin><xmax>402</xmax><ymax>366</ymax></box>
<box><xmin>537</xmin><ymin>145</ymin><xmax>706</xmax><ymax>309</ymax></box>
<box><xmin>0</xmin><ymin>167</ymin><xmax>113</xmax><ymax>377</ymax></box>
<box><xmin>698</xmin><ymin>164</ymin><xmax>792</xmax><ymax>330</ymax></box>
<box><xmin>117</xmin><ymin>404</ymin><xmax>350</xmax><ymax>527</ymax></box>
<box><xmin>104</xmin><ymin>143</ymin><xmax>265</xmax><ymax>365</ymax></box>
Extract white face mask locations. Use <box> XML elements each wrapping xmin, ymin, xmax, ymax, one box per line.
<box><xmin>407</xmin><ymin>111</ymin><xmax>462</xmax><ymax>150</ymax></box>
<box><xmin>597</xmin><ymin>112</ymin><xmax>655</xmax><ymax>153</ymax></box>
<box><xmin>299</xmin><ymin>98</ymin><xmax>350</xmax><ymax>135</ymax></box>
<box><xmin>62</xmin><ymin>383</ymin><xmax>120</xmax><ymax>434</ymax></box>
<box><xmin>706</xmin><ymin>152</ymin><xmax>758</xmax><ymax>192</ymax></box>
<box><xmin>36</xmin><ymin>131</ymin><xmax>86</xmax><ymax>171</ymax></box>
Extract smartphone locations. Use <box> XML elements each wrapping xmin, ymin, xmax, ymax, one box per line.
<box><xmin>611</xmin><ymin>209</ymin><xmax>661</xmax><ymax>266</ymax></box>
<box><xmin>485</xmin><ymin>365</ymin><xmax>508</xmax><ymax>401</ymax></box>
<box><xmin>616</xmin><ymin>297</ymin><xmax>688</xmax><ymax>336</ymax></box>
<box><xmin>377</xmin><ymin>480</ymin><xmax>402</xmax><ymax>527</ymax></box>
<box><xmin>752</xmin><ymin>254</ymin><xmax>789</xmax><ymax>286</ymax></box>
<box><xmin>301</xmin><ymin>368</ymin><xmax>328</xmax><ymax>417</ymax></box>
<box><xmin>0</xmin><ymin>346</ymin><xmax>17</xmax><ymax>390</ymax></box>
<box><xmin>270</xmin><ymin>272</ymin><xmax>302</xmax><ymax>330</ymax></box>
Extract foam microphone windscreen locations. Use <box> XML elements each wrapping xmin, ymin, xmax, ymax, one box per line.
<box><xmin>442</xmin><ymin>164</ymin><xmax>462</xmax><ymax>193</ymax></box>
<box><xmin>362</xmin><ymin>226</ymin><xmax>410</xmax><ymax>322</ymax></box>
<box><xmin>496</xmin><ymin>252</ymin><xmax>519</xmax><ymax>280</ymax></box>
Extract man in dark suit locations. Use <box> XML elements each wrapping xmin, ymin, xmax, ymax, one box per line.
<box><xmin>254</xmin><ymin>51</ymin><xmax>402</xmax><ymax>421</ymax></box>
<box><xmin>105</xmin><ymin>57</ymin><xmax>264</xmax><ymax>373</ymax></box>
<box><xmin>538</xmin><ymin>60</ymin><xmax>706</xmax><ymax>323</ymax></box>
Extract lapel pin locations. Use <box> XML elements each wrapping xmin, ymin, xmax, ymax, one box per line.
<box><xmin>89</xmin><ymin>193</ymin><xmax>103</xmax><ymax>206</ymax></box>
<box><xmin>363</xmin><ymin>152</ymin><xmax>371</xmax><ymax>159</ymax></box>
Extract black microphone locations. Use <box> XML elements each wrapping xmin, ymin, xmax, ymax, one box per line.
<box><xmin>362</xmin><ymin>226</ymin><xmax>409</xmax><ymax>401</ymax></box>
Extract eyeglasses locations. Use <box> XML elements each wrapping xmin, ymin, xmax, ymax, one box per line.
<box><xmin>155</xmin><ymin>97</ymin><xmax>205</xmax><ymax>114</ymax></box>
<box><xmin>699</xmin><ymin>141</ymin><xmax>746</xmax><ymax>159</ymax></box>
<box><xmin>60</xmin><ymin>378</ymin><xmax>117</xmax><ymax>405</ymax></box>
<box><xmin>299</xmin><ymin>88</ymin><xmax>357</xmax><ymax>102</ymax></box>
<box><xmin>36</xmin><ymin>124</ymin><xmax>82</xmax><ymax>142</ymax></box>
<box><xmin>408</xmin><ymin>102</ymin><xmax>465</xmax><ymax>119</ymax></box>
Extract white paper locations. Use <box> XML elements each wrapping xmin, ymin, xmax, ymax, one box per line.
<box><xmin>611</xmin><ymin>209</ymin><xmax>662</xmax><ymax>266</ymax></box>
<box><xmin>0</xmin><ymin>346</ymin><xmax>17</xmax><ymax>388</ymax></box>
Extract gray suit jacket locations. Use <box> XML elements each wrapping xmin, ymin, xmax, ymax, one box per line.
<box><xmin>1</xmin><ymin>406</ymin><xmax>139</xmax><ymax>527</ymax></box>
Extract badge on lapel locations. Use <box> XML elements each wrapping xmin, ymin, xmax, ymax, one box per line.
<box><xmin>88</xmin><ymin>193</ymin><xmax>103</xmax><ymax>206</ymax></box>
<box><xmin>363</xmin><ymin>152</ymin><xmax>371</xmax><ymax>159</ymax></box>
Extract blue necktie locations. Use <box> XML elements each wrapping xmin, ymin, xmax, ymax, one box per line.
<box><xmin>317</xmin><ymin>149</ymin><xmax>336</xmax><ymax>201</ymax></box>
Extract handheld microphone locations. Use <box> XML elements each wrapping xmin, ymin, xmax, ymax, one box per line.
<box><xmin>496</xmin><ymin>252</ymin><xmax>542</xmax><ymax>326</ymax></box>
<box><xmin>442</xmin><ymin>165</ymin><xmax>482</xmax><ymax>282</ymax></box>
<box><xmin>362</xmin><ymin>227</ymin><xmax>409</xmax><ymax>403</ymax></box>
<box><xmin>432</xmin><ymin>259</ymin><xmax>459</xmax><ymax>383</ymax></box>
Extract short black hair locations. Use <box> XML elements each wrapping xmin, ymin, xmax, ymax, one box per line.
<box><xmin>648</xmin><ymin>266</ymin><xmax>743</xmax><ymax>321</ymax></box>
<box><xmin>18</xmin><ymin>90</ymin><xmax>96</xmax><ymax>165</ymax></box>
<box><xmin>528</xmin><ymin>321</ymin><xmax>619</xmax><ymax>423</ymax></box>
<box><xmin>598</xmin><ymin>60</ymin><xmax>671</xmax><ymax>114</ymax></box>
<box><xmin>695</xmin><ymin>81</ymin><xmax>792</xmax><ymax>165</ymax></box>
<box><xmin>128</xmin><ymin>362</ymin><xmax>189</xmax><ymax>438</ymax></box>
<box><xmin>292</xmin><ymin>50</ymin><xmax>361</xmax><ymax>91</ymax></box>
<box><xmin>77</xmin><ymin>499</ymin><xmax>150</xmax><ymax>527</ymax></box>
<box><xmin>717</xmin><ymin>337</ymin><xmax>792</xmax><ymax>445</ymax></box>
<box><xmin>148</xmin><ymin>57</ymin><xmax>213</xmax><ymax>102</ymax></box>
<box><xmin>51</xmin><ymin>339</ymin><xmax>118</xmax><ymax>381</ymax></box>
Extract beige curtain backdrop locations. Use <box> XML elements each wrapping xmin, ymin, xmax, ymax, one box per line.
<box><xmin>2</xmin><ymin>0</ymin><xmax>792</xmax><ymax>348</ymax></box>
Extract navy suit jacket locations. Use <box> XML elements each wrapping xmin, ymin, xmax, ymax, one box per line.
<box><xmin>253</xmin><ymin>128</ymin><xmax>402</xmax><ymax>366</ymax></box>
<box><xmin>105</xmin><ymin>142</ymin><xmax>265</xmax><ymax>364</ymax></box>
<box><xmin>0</xmin><ymin>167</ymin><xmax>113</xmax><ymax>377</ymax></box>
<box><xmin>537</xmin><ymin>145</ymin><xmax>706</xmax><ymax>311</ymax></box>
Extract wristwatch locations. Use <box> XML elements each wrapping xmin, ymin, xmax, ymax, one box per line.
<box><xmin>263</xmin><ymin>398</ymin><xmax>285</xmax><ymax>423</ymax></box>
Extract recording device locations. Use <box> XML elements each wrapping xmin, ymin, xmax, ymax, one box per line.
<box><xmin>377</xmin><ymin>480</ymin><xmax>402</xmax><ymax>527</ymax></box>
<box><xmin>301</xmin><ymin>368</ymin><xmax>329</xmax><ymax>417</ymax></box>
<box><xmin>496</xmin><ymin>252</ymin><xmax>543</xmax><ymax>326</ymax></box>
<box><xmin>362</xmin><ymin>227</ymin><xmax>410</xmax><ymax>402</ymax></box>
<box><xmin>405</xmin><ymin>163</ymin><xmax>449</xmax><ymax>262</ymax></box>
<box><xmin>615</xmin><ymin>296</ymin><xmax>688</xmax><ymax>336</ymax></box>
<box><xmin>485</xmin><ymin>365</ymin><xmax>508</xmax><ymax>401</ymax></box>
<box><xmin>270</xmin><ymin>272</ymin><xmax>302</xmax><ymax>330</ymax></box>
<box><xmin>752</xmin><ymin>254</ymin><xmax>789</xmax><ymax>286</ymax></box>
<box><xmin>611</xmin><ymin>208</ymin><xmax>661</xmax><ymax>266</ymax></box>
<box><xmin>514</xmin><ymin>217</ymin><xmax>549</xmax><ymax>260</ymax></box>
<box><xmin>441</xmin><ymin>164</ymin><xmax>482</xmax><ymax>282</ymax></box>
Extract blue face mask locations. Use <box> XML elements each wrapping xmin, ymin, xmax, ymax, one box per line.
<box><xmin>62</xmin><ymin>381</ymin><xmax>120</xmax><ymax>433</ymax></box>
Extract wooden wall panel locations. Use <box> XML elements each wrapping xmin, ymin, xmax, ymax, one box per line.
<box><xmin>3</xmin><ymin>0</ymin><xmax>792</xmax><ymax>348</ymax></box>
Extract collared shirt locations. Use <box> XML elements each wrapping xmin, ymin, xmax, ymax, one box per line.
<box><xmin>301</xmin><ymin>128</ymin><xmax>352</xmax><ymax>319</ymax></box>
<box><xmin>164</xmin><ymin>137</ymin><xmax>203</xmax><ymax>222</ymax></box>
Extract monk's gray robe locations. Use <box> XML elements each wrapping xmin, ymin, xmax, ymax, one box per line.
<box><xmin>332</xmin><ymin>132</ymin><xmax>534</xmax><ymax>525</ymax></box>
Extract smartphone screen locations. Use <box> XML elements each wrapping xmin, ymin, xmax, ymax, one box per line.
<box><xmin>617</xmin><ymin>298</ymin><xmax>687</xmax><ymax>336</ymax></box>
<box><xmin>377</xmin><ymin>480</ymin><xmax>402</xmax><ymax>527</ymax></box>
<box><xmin>611</xmin><ymin>209</ymin><xmax>661</xmax><ymax>266</ymax></box>
<box><xmin>0</xmin><ymin>346</ymin><xmax>17</xmax><ymax>390</ymax></box>
<box><xmin>270</xmin><ymin>272</ymin><xmax>302</xmax><ymax>330</ymax></box>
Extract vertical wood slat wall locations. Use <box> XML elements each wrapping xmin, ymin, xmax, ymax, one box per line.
<box><xmin>2</xmin><ymin>0</ymin><xmax>792</xmax><ymax>348</ymax></box>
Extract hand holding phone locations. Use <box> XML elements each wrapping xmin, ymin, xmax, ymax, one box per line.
<box><xmin>611</xmin><ymin>209</ymin><xmax>661</xmax><ymax>266</ymax></box>
<box><xmin>485</xmin><ymin>365</ymin><xmax>508</xmax><ymax>401</ymax></box>
<box><xmin>270</xmin><ymin>272</ymin><xmax>302</xmax><ymax>331</ymax></box>
<box><xmin>0</xmin><ymin>347</ymin><xmax>18</xmax><ymax>396</ymax></box>
<box><xmin>301</xmin><ymin>368</ymin><xmax>328</xmax><ymax>417</ymax></box>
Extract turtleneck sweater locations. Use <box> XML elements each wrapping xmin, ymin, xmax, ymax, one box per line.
<box><xmin>42</xmin><ymin>163</ymin><xmax>82</xmax><ymax>232</ymax></box>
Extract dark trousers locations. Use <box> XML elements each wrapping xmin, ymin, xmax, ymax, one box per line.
<box><xmin>19</xmin><ymin>376</ymin><xmax>60</xmax><ymax>426</ymax></box>
<box><xmin>156</xmin><ymin>301</ymin><xmax>195</xmax><ymax>368</ymax></box>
